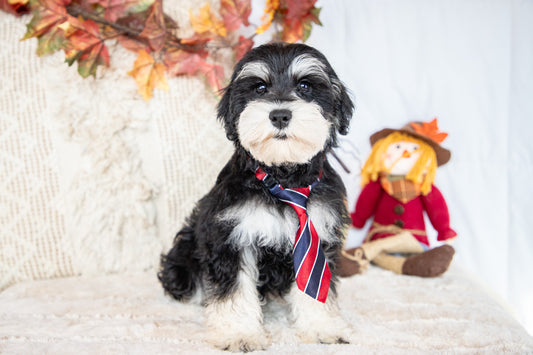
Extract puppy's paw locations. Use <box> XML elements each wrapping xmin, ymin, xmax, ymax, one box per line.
<box><xmin>209</xmin><ymin>331</ymin><xmax>270</xmax><ymax>352</ymax></box>
<box><xmin>296</xmin><ymin>330</ymin><xmax>350</xmax><ymax>344</ymax></box>
<box><xmin>294</xmin><ymin>316</ymin><xmax>352</xmax><ymax>344</ymax></box>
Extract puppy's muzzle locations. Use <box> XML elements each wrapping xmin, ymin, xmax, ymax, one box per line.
<box><xmin>269</xmin><ymin>109</ymin><xmax>292</xmax><ymax>130</ymax></box>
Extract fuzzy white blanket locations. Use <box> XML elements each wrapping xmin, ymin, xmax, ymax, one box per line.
<box><xmin>1</xmin><ymin>265</ymin><xmax>531</xmax><ymax>354</ymax></box>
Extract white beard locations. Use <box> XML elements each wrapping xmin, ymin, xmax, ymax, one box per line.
<box><xmin>237</xmin><ymin>100</ymin><xmax>331</xmax><ymax>165</ymax></box>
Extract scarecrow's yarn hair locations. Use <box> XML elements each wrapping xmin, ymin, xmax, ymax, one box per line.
<box><xmin>361</xmin><ymin>132</ymin><xmax>437</xmax><ymax>195</ymax></box>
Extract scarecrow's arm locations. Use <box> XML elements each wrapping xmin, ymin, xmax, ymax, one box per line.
<box><xmin>351</xmin><ymin>180</ymin><xmax>383</xmax><ymax>228</ymax></box>
<box><xmin>422</xmin><ymin>185</ymin><xmax>457</xmax><ymax>241</ymax></box>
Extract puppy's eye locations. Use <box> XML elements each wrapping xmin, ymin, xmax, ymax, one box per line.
<box><xmin>298</xmin><ymin>80</ymin><xmax>311</xmax><ymax>93</ymax></box>
<box><xmin>255</xmin><ymin>83</ymin><xmax>267</xmax><ymax>95</ymax></box>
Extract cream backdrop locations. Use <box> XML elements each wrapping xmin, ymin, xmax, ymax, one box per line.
<box><xmin>274</xmin><ymin>0</ymin><xmax>533</xmax><ymax>335</ymax></box>
<box><xmin>1</xmin><ymin>0</ymin><xmax>531</xmax><ymax>342</ymax></box>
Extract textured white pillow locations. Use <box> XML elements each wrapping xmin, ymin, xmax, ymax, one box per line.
<box><xmin>0</xmin><ymin>1</ymin><xmax>233</xmax><ymax>290</ymax></box>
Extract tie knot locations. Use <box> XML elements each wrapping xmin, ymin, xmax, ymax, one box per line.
<box><xmin>255</xmin><ymin>167</ymin><xmax>315</xmax><ymax>214</ymax></box>
<box><xmin>271</xmin><ymin>186</ymin><xmax>309</xmax><ymax>214</ymax></box>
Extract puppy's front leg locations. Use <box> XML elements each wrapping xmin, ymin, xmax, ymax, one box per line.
<box><xmin>287</xmin><ymin>283</ymin><xmax>351</xmax><ymax>344</ymax></box>
<box><xmin>204</xmin><ymin>248</ymin><xmax>269</xmax><ymax>352</ymax></box>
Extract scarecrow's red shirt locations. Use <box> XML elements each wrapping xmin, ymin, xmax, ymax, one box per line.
<box><xmin>351</xmin><ymin>180</ymin><xmax>457</xmax><ymax>246</ymax></box>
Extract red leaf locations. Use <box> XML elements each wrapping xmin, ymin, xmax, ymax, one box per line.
<box><xmin>63</xmin><ymin>18</ymin><xmax>110</xmax><ymax>77</ymax></box>
<box><xmin>201</xmin><ymin>62</ymin><xmax>225</xmax><ymax>92</ymax></box>
<box><xmin>233</xmin><ymin>35</ymin><xmax>253</xmax><ymax>62</ymax></box>
<box><xmin>164</xmin><ymin>48</ymin><xmax>225</xmax><ymax>92</ymax></box>
<box><xmin>220</xmin><ymin>0</ymin><xmax>251</xmax><ymax>31</ymax></box>
<box><xmin>115</xmin><ymin>13</ymin><xmax>150</xmax><ymax>51</ymax></box>
<box><xmin>285</xmin><ymin>0</ymin><xmax>317</xmax><ymax>19</ymax></box>
<box><xmin>117</xmin><ymin>35</ymin><xmax>149</xmax><ymax>52</ymax></box>
<box><xmin>164</xmin><ymin>48</ymin><xmax>205</xmax><ymax>76</ymax></box>
<box><xmin>139</xmin><ymin>0</ymin><xmax>165</xmax><ymax>51</ymax></box>
<box><xmin>179</xmin><ymin>33</ymin><xmax>210</xmax><ymax>52</ymax></box>
<box><xmin>280</xmin><ymin>0</ymin><xmax>321</xmax><ymax>42</ymax></box>
<box><xmin>165</xmin><ymin>33</ymin><xmax>210</xmax><ymax>61</ymax></box>
<box><xmin>281</xmin><ymin>18</ymin><xmax>302</xmax><ymax>43</ymax></box>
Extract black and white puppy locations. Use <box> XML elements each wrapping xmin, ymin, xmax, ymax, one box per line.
<box><xmin>159</xmin><ymin>43</ymin><xmax>354</xmax><ymax>351</ymax></box>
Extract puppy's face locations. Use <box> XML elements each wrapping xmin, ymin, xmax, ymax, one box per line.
<box><xmin>218</xmin><ymin>43</ymin><xmax>354</xmax><ymax>166</ymax></box>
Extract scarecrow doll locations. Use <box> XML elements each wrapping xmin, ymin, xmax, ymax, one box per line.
<box><xmin>339</xmin><ymin>119</ymin><xmax>457</xmax><ymax>277</ymax></box>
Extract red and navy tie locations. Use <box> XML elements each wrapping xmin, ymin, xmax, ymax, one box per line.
<box><xmin>255</xmin><ymin>167</ymin><xmax>331</xmax><ymax>303</ymax></box>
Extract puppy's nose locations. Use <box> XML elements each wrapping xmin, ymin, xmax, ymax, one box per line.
<box><xmin>269</xmin><ymin>109</ymin><xmax>292</xmax><ymax>130</ymax></box>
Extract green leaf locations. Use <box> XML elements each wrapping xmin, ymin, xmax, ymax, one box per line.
<box><xmin>36</xmin><ymin>26</ymin><xmax>67</xmax><ymax>55</ymax></box>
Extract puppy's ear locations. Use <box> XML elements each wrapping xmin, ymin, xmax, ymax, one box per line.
<box><xmin>217</xmin><ymin>85</ymin><xmax>237</xmax><ymax>141</ymax></box>
<box><xmin>332</xmin><ymin>77</ymin><xmax>354</xmax><ymax>135</ymax></box>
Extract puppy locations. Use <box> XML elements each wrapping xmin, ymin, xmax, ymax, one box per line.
<box><xmin>159</xmin><ymin>43</ymin><xmax>355</xmax><ymax>351</ymax></box>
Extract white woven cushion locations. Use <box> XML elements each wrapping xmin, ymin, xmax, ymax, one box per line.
<box><xmin>0</xmin><ymin>265</ymin><xmax>532</xmax><ymax>353</ymax></box>
<box><xmin>0</xmin><ymin>1</ymin><xmax>233</xmax><ymax>290</ymax></box>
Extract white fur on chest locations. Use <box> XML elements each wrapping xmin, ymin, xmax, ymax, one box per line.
<box><xmin>218</xmin><ymin>198</ymin><xmax>339</xmax><ymax>251</ymax></box>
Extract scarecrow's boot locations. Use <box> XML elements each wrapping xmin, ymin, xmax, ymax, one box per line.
<box><xmin>372</xmin><ymin>245</ymin><xmax>455</xmax><ymax>277</ymax></box>
<box><xmin>401</xmin><ymin>245</ymin><xmax>455</xmax><ymax>277</ymax></box>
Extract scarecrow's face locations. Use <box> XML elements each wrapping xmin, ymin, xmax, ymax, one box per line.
<box><xmin>383</xmin><ymin>141</ymin><xmax>421</xmax><ymax>175</ymax></box>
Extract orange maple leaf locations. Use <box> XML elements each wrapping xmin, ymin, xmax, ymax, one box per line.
<box><xmin>410</xmin><ymin>118</ymin><xmax>448</xmax><ymax>143</ymax></box>
<box><xmin>256</xmin><ymin>0</ymin><xmax>279</xmax><ymax>34</ymax></box>
<box><xmin>128</xmin><ymin>49</ymin><xmax>169</xmax><ymax>101</ymax></box>
<box><xmin>189</xmin><ymin>3</ymin><xmax>227</xmax><ymax>37</ymax></box>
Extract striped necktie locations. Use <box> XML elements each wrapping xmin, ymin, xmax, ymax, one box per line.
<box><xmin>255</xmin><ymin>167</ymin><xmax>331</xmax><ymax>303</ymax></box>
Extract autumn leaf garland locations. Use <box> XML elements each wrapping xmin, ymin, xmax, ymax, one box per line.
<box><xmin>3</xmin><ymin>0</ymin><xmax>322</xmax><ymax>100</ymax></box>
<box><xmin>257</xmin><ymin>0</ymin><xmax>321</xmax><ymax>42</ymax></box>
